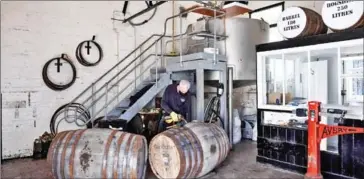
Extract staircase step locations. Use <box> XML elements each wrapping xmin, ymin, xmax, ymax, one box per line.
<box><xmin>115</xmin><ymin>99</ymin><xmax>130</xmax><ymax>108</ymax></box>
<box><xmin>119</xmin><ymin>73</ymin><xmax>170</xmax><ymax>122</ymax></box>
<box><xmin>150</xmin><ymin>67</ymin><xmax>167</xmax><ymax>74</ymax></box>
<box><xmin>106</xmin><ymin>107</ymin><xmax>127</xmax><ymax>117</ymax></box>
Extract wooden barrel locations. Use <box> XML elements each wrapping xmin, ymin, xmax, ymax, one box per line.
<box><xmin>277</xmin><ymin>6</ymin><xmax>328</xmax><ymax>39</ymax></box>
<box><xmin>322</xmin><ymin>1</ymin><xmax>364</xmax><ymax>32</ymax></box>
<box><xmin>47</xmin><ymin>128</ymin><xmax>148</xmax><ymax>179</ymax></box>
<box><xmin>149</xmin><ymin>122</ymin><xmax>230</xmax><ymax>178</ymax></box>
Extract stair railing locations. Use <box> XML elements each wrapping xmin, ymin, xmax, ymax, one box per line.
<box><xmin>56</xmin><ymin>5</ymin><xmax>224</xmax><ymax>130</ymax></box>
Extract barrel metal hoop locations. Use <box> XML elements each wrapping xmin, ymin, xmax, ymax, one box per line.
<box><xmin>122</xmin><ymin>133</ymin><xmax>135</xmax><ymax>179</ymax></box>
<box><xmin>215</xmin><ymin>124</ymin><xmax>230</xmax><ymax>163</ymax></box>
<box><xmin>60</xmin><ymin>131</ymin><xmax>77</xmax><ymax>179</ymax></box>
<box><xmin>170</xmin><ymin>128</ymin><xmax>194</xmax><ymax>178</ymax></box>
<box><xmin>211</xmin><ymin>124</ymin><xmax>229</xmax><ymax>164</ymax></box>
<box><xmin>209</xmin><ymin>124</ymin><xmax>226</xmax><ymax>165</ymax></box>
<box><xmin>118</xmin><ymin>133</ymin><xmax>131</xmax><ymax>179</ymax></box>
<box><xmin>130</xmin><ymin>135</ymin><xmax>144</xmax><ymax>178</ymax></box>
<box><xmin>69</xmin><ymin>129</ymin><xmax>87</xmax><ymax>179</ymax></box>
<box><xmin>102</xmin><ymin>130</ymin><xmax>119</xmax><ymax>178</ymax></box>
<box><xmin>178</xmin><ymin>127</ymin><xmax>201</xmax><ymax>178</ymax></box>
<box><xmin>126</xmin><ymin>134</ymin><xmax>137</xmax><ymax>178</ymax></box>
<box><xmin>113</xmin><ymin>132</ymin><xmax>127</xmax><ymax>179</ymax></box>
<box><xmin>47</xmin><ymin>131</ymin><xmax>67</xmax><ymax>164</ymax></box>
<box><xmin>161</xmin><ymin>129</ymin><xmax>186</xmax><ymax>178</ymax></box>
<box><xmin>183</xmin><ymin>126</ymin><xmax>204</xmax><ymax>177</ymax></box>
<box><xmin>140</xmin><ymin>136</ymin><xmax>149</xmax><ymax>179</ymax></box>
<box><xmin>149</xmin><ymin>135</ymin><xmax>164</xmax><ymax>179</ymax></box>
<box><xmin>51</xmin><ymin>131</ymin><xmax>69</xmax><ymax>178</ymax></box>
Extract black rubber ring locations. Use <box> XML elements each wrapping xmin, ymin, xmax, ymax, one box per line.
<box><xmin>42</xmin><ymin>56</ymin><xmax>77</xmax><ymax>91</ymax></box>
<box><xmin>75</xmin><ymin>40</ymin><xmax>103</xmax><ymax>67</ymax></box>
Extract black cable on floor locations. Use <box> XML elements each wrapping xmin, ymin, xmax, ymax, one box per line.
<box><xmin>42</xmin><ymin>54</ymin><xmax>77</xmax><ymax>91</ymax></box>
<box><xmin>75</xmin><ymin>35</ymin><xmax>103</xmax><ymax>67</ymax></box>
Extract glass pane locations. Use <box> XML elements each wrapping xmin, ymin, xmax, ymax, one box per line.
<box><xmin>264</xmin><ymin>54</ymin><xmax>284</xmax><ymax>105</ymax></box>
<box><xmin>310</xmin><ymin>48</ymin><xmax>339</xmax><ymax>153</ymax></box>
<box><xmin>309</xmin><ymin>48</ymin><xmax>338</xmax><ymax>104</ymax></box>
<box><xmin>341</xmin><ymin>43</ymin><xmax>364</xmax><ymax>105</ymax></box>
<box><xmin>284</xmin><ymin>51</ymin><xmax>309</xmax><ymax>106</ymax></box>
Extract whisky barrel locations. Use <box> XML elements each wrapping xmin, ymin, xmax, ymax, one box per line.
<box><xmin>149</xmin><ymin>122</ymin><xmax>230</xmax><ymax>178</ymax></box>
<box><xmin>277</xmin><ymin>6</ymin><xmax>328</xmax><ymax>39</ymax></box>
<box><xmin>47</xmin><ymin>128</ymin><xmax>148</xmax><ymax>179</ymax></box>
<box><xmin>322</xmin><ymin>1</ymin><xmax>364</xmax><ymax>32</ymax></box>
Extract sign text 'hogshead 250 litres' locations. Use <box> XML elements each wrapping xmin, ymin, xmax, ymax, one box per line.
<box><xmin>322</xmin><ymin>1</ymin><xmax>364</xmax><ymax>31</ymax></box>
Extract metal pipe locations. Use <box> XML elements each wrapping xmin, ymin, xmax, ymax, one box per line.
<box><xmin>83</xmin><ymin>6</ymin><xmax>221</xmax><ymax>102</ymax></box>
<box><xmin>121</xmin><ymin>1</ymin><xmax>167</xmax><ymax>23</ymax></box>
<box><xmin>155</xmin><ymin>43</ymin><xmax>158</xmax><ymax>87</ymax></box>
<box><xmin>140</xmin><ymin>45</ymin><xmax>144</xmax><ymax>81</ymax></box>
<box><xmin>91</xmin><ymin>83</ymin><xmax>95</xmax><ymax>124</ymax></box>
<box><xmin>67</xmin><ymin>6</ymin><xmax>224</xmax><ymax>111</ymax></box>
<box><xmin>179</xmin><ymin>14</ymin><xmax>183</xmax><ymax>66</ymax></box>
<box><xmin>104</xmin><ymin>82</ymin><xmax>109</xmax><ymax>117</ymax></box>
<box><xmin>172</xmin><ymin>0</ymin><xmax>176</xmax><ymax>54</ymax></box>
<box><xmin>213</xmin><ymin>0</ymin><xmax>217</xmax><ymax>65</ymax></box>
<box><xmin>160</xmin><ymin>37</ymin><xmax>164</xmax><ymax>67</ymax></box>
<box><xmin>228</xmin><ymin>67</ymin><xmax>234</xmax><ymax>149</ymax></box>
<box><xmin>134</xmin><ymin>27</ymin><xmax>137</xmax><ymax>92</ymax></box>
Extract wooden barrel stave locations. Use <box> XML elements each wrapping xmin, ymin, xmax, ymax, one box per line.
<box><xmin>149</xmin><ymin>122</ymin><xmax>230</xmax><ymax>179</ymax></box>
<box><xmin>47</xmin><ymin>129</ymin><xmax>148</xmax><ymax>179</ymax></box>
<box><xmin>186</xmin><ymin>122</ymin><xmax>229</xmax><ymax>176</ymax></box>
<box><xmin>299</xmin><ymin>7</ymin><xmax>328</xmax><ymax>37</ymax></box>
<box><xmin>165</xmin><ymin>127</ymin><xmax>203</xmax><ymax>178</ymax></box>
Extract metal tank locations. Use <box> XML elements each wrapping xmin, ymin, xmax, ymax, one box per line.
<box><xmin>204</xmin><ymin>18</ymin><xmax>270</xmax><ymax>87</ymax></box>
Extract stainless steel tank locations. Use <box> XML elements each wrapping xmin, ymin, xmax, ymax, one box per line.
<box><xmin>204</xmin><ymin>18</ymin><xmax>270</xmax><ymax>87</ymax></box>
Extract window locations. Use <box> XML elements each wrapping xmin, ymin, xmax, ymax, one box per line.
<box><xmin>341</xmin><ymin>44</ymin><xmax>364</xmax><ymax>103</ymax></box>
<box><xmin>249</xmin><ymin>2</ymin><xmax>285</xmax><ymax>43</ymax></box>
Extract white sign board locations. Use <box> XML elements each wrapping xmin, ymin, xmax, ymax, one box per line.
<box><xmin>322</xmin><ymin>1</ymin><xmax>364</xmax><ymax>30</ymax></box>
<box><xmin>277</xmin><ymin>7</ymin><xmax>307</xmax><ymax>39</ymax></box>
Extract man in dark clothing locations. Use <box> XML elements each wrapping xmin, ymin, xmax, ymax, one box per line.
<box><xmin>158</xmin><ymin>80</ymin><xmax>192</xmax><ymax>132</ymax></box>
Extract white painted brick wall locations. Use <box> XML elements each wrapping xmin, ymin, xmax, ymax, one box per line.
<box><xmin>0</xmin><ymin>1</ymin><xmax>194</xmax><ymax>159</ymax></box>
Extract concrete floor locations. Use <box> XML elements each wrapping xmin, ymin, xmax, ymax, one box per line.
<box><xmin>1</xmin><ymin>140</ymin><xmax>303</xmax><ymax>179</ymax></box>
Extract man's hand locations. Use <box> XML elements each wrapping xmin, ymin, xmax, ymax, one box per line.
<box><xmin>170</xmin><ymin>112</ymin><xmax>179</xmax><ymax>122</ymax></box>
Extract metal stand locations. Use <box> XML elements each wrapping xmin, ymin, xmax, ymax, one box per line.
<box><xmin>302</xmin><ymin>101</ymin><xmax>364</xmax><ymax>179</ymax></box>
<box><xmin>165</xmin><ymin>53</ymin><xmax>227</xmax><ymax>125</ymax></box>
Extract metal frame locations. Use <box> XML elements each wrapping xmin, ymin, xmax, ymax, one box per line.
<box><xmin>55</xmin><ymin>5</ymin><xmax>226</xmax><ymax>127</ymax></box>
<box><xmin>165</xmin><ymin>53</ymin><xmax>228</xmax><ymax>134</ymax></box>
<box><xmin>256</xmin><ymin>38</ymin><xmax>363</xmax><ymax>111</ymax></box>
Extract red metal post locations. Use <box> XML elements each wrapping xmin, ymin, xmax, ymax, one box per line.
<box><xmin>304</xmin><ymin>101</ymin><xmax>364</xmax><ymax>179</ymax></box>
<box><xmin>305</xmin><ymin>101</ymin><xmax>323</xmax><ymax>179</ymax></box>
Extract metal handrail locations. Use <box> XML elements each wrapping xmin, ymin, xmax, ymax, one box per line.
<box><xmin>84</xmin><ymin>45</ymin><xmax>161</xmax><ymax>112</ymax></box>
<box><xmin>78</xmin><ymin>37</ymin><xmax>162</xmax><ymax>107</ymax></box>
<box><xmin>57</xmin><ymin>53</ymin><xmax>160</xmax><ymax>125</ymax></box>
<box><xmin>62</xmin><ymin>5</ymin><xmax>226</xmax><ymax>126</ymax></box>
<box><xmin>91</xmin><ymin>62</ymin><xmax>156</xmax><ymax>123</ymax></box>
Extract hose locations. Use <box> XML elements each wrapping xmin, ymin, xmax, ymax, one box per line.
<box><xmin>75</xmin><ymin>36</ymin><xmax>103</xmax><ymax>67</ymax></box>
<box><xmin>50</xmin><ymin>103</ymin><xmax>91</xmax><ymax>135</ymax></box>
<box><xmin>42</xmin><ymin>54</ymin><xmax>77</xmax><ymax>91</ymax></box>
<box><xmin>128</xmin><ymin>3</ymin><xmax>158</xmax><ymax>26</ymax></box>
